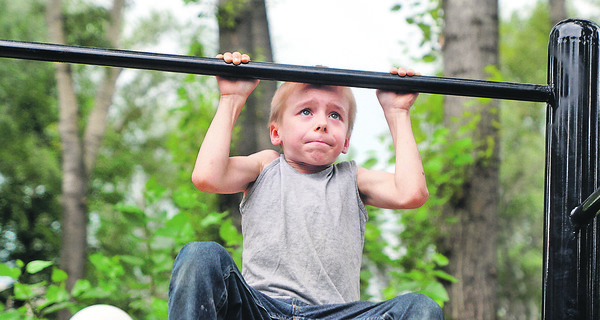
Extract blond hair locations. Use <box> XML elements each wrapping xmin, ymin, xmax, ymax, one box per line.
<box><xmin>269</xmin><ymin>82</ymin><xmax>357</xmax><ymax>136</ymax></box>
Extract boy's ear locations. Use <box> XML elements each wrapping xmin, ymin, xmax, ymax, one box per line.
<box><xmin>341</xmin><ymin>135</ymin><xmax>351</xmax><ymax>154</ymax></box>
<box><xmin>270</xmin><ymin>123</ymin><xmax>282</xmax><ymax>145</ymax></box>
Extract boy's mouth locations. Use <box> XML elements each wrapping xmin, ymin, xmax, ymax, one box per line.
<box><xmin>307</xmin><ymin>139</ymin><xmax>331</xmax><ymax>146</ymax></box>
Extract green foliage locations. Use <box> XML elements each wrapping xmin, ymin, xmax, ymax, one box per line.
<box><xmin>358</xmin><ymin>67</ymin><xmax>507</xmax><ymax>307</ymax></box>
<box><xmin>63</xmin><ymin>1</ymin><xmax>111</xmax><ymax>48</ymax></box>
<box><xmin>0</xmin><ymin>0</ymin><xmax>61</xmax><ymax>265</ymax></box>
<box><xmin>0</xmin><ymin>1</ymin><xmax>47</xmax><ymax>42</ymax></box>
<box><xmin>501</xmin><ymin>3</ymin><xmax>550</xmax><ymax>85</ymax></box>
<box><xmin>0</xmin><ymin>0</ymin><xmax>236</xmax><ymax>319</ymax></box>
<box><xmin>388</xmin><ymin>3</ymin><xmax>552</xmax><ymax>318</ymax></box>
<box><xmin>392</xmin><ymin>0</ymin><xmax>442</xmax><ymax>63</ymax></box>
<box><xmin>359</xmin><ymin>91</ymin><xmax>490</xmax><ymax>306</ymax></box>
<box><xmin>1</xmin><ymin>260</ymin><xmax>73</xmax><ymax>319</ymax></box>
<box><xmin>215</xmin><ymin>0</ymin><xmax>251</xmax><ymax>31</ymax></box>
<box><xmin>495</xmin><ymin>3</ymin><xmax>550</xmax><ymax>319</ymax></box>
<box><xmin>1</xmin><ymin>174</ymin><xmax>241</xmax><ymax>319</ymax></box>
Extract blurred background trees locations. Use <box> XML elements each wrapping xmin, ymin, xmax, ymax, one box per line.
<box><xmin>0</xmin><ymin>0</ymin><xmax>597</xmax><ymax>319</ymax></box>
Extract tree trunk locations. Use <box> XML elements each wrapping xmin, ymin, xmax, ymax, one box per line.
<box><xmin>440</xmin><ymin>0</ymin><xmax>499</xmax><ymax>319</ymax></box>
<box><xmin>216</xmin><ymin>0</ymin><xmax>276</xmax><ymax>223</ymax></box>
<box><xmin>46</xmin><ymin>1</ymin><xmax>124</xmax><ymax>319</ymax></box>
<box><xmin>549</xmin><ymin>0</ymin><xmax>567</xmax><ymax>27</ymax></box>
<box><xmin>46</xmin><ymin>0</ymin><xmax>88</xmax><ymax>292</ymax></box>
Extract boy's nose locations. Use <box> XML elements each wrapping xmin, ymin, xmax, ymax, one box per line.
<box><xmin>314</xmin><ymin>118</ymin><xmax>327</xmax><ymax>132</ymax></box>
<box><xmin>315</xmin><ymin>125</ymin><xmax>327</xmax><ymax>132</ymax></box>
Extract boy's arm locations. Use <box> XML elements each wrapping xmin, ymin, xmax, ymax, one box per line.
<box><xmin>191</xmin><ymin>52</ymin><xmax>279</xmax><ymax>194</ymax></box>
<box><xmin>357</xmin><ymin>68</ymin><xmax>429</xmax><ymax>209</ymax></box>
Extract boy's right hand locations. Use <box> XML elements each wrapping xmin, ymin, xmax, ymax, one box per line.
<box><xmin>216</xmin><ymin>51</ymin><xmax>250</xmax><ymax>65</ymax></box>
<box><xmin>216</xmin><ymin>52</ymin><xmax>259</xmax><ymax>100</ymax></box>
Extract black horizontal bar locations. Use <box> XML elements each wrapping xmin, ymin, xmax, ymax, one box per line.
<box><xmin>570</xmin><ymin>187</ymin><xmax>600</xmax><ymax>227</ymax></box>
<box><xmin>0</xmin><ymin>39</ymin><xmax>552</xmax><ymax>102</ymax></box>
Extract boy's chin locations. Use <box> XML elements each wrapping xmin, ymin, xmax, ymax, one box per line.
<box><xmin>301</xmin><ymin>154</ymin><xmax>339</xmax><ymax>166</ymax></box>
<box><xmin>284</xmin><ymin>152</ymin><xmax>340</xmax><ymax>173</ymax></box>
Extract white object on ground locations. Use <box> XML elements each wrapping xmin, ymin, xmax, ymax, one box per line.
<box><xmin>70</xmin><ymin>304</ymin><xmax>133</xmax><ymax>320</ymax></box>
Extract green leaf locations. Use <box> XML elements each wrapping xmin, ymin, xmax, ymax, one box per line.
<box><xmin>432</xmin><ymin>270</ymin><xmax>458</xmax><ymax>283</ymax></box>
<box><xmin>172</xmin><ymin>188</ymin><xmax>200</xmax><ymax>209</ymax></box>
<box><xmin>431</xmin><ymin>253</ymin><xmax>449</xmax><ymax>266</ymax></box>
<box><xmin>120</xmin><ymin>255</ymin><xmax>145</xmax><ymax>267</ymax></box>
<box><xmin>26</xmin><ymin>260</ymin><xmax>53</xmax><ymax>274</ymax></box>
<box><xmin>200</xmin><ymin>211</ymin><xmax>227</xmax><ymax>228</ymax></box>
<box><xmin>78</xmin><ymin>287</ymin><xmax>111</xmax><ymax>300</ymax></box>
<box><xmin>361</xmin><ymin>156</ymin><xmax>378</xmax><ymax>169</ymax></box>
<box><xmin>152</xmin><ymin>253</ymin><xmax>174</xmax><ymax>273</ymax></box>
<box><xmin>157</xmin><ymin>212</ymin><xmax>193</xmax><ymax>237</ymax></box>
<box><xmin>51</xmin><ymin>267</ymin><xmax>68</xmax><ymax>283</ymax></box>
<box><xmin>145</xmin><ymin>176</ymin><xmax>167</xmax><ymax>203</ymax></box>
<box><xmin>151</xmin><ymin>297</ymin><xmax>169</xmax><ymax>318</ymax></box>
<box><xmin>0</xmin><ymin>263</ymin><xmax>22</xmax><ymax>279</ymax></box>
<box><xmin>71</xmin><ymin>279</ymin><xmax>92</xmax><ymax>298</ymax></box>
<box><xmin>422</xmin><ymin>53</ymin><xmax>437</xmax><ymax>63</ymax></box>
<box><xmin>219</xmin><ymin>219</ymin><xmax>242</xmax><ymax>247</ymax></box>
<box><xmin>42</xmin><ymin>284</ymin><xmax>70</xmax><ymax>305</ymax></box>
<box><xmin>40</xmin><ymin>301</ymin><xmax>72</xmax><ymax>315</ymax></box>
<box><xmin>0</xmin><ymin>308</ymin><xmax>23</xmax><ymax>320</ymax></box>
<box><xmin>14</xmin><ymin>281</ymin><xmax>46</xmax><ymax>300</ymax></box>
<box><xmin>418</xmin><ymin>282</ymin><xmax>449</xmax><ymax>305</ymax></box>
<box><xmin>117</xmin><ymin>204</ymin><xmax>147</xmax><ymax>227</ymax></box>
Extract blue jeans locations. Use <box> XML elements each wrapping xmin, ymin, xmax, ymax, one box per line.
<box><xmin>168</xmin><ymin>242</ymin><xmax>444</xmax><ymax>320</ymax></box>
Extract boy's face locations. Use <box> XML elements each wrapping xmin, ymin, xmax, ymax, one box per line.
<box><xmin>270</xmin><ymin>85</ymin><xmax>351</xmax><ymax>171</ymax></box>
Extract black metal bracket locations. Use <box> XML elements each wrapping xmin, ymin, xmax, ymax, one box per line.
<box><xmin>570</xmin><ymin>188</ymin><xmax>600</xmax><ymax>227</ymax></box>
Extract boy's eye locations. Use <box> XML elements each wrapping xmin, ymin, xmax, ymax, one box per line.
<box><xmin>330</xmin><ymin>112</ymin><xmax>341</xmax><ymax>120</ymax></box>
<box><xmin>300</xmin><ymin>109</ymin><xmax>311</xmax><ymax>116</ymax></box>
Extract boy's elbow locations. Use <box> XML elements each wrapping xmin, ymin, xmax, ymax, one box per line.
<box><xmin>191</xmin><ymin>170</ymin><xmax>217</xmax><ymax>193</ymax></box>
<box><xmin>403</xmin><ymin>186</ymin><xmax>429</xmax><ymax>209</ymax></box>
<box><xmin>415</xmin><ymin>187</ymin><xmax>430</xmax><ymax>207</ymax></box>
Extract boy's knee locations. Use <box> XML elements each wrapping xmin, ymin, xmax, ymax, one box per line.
<box><xmin>179</xmin><ymin>241</ymin><xmax>229</xmax><ymax>258</ymax></box>
<box><xmin>173</xmin><ymin>242</ymin><xmax>234</xmax><ymax>276</ymax></box>
<box><xmin>395</xmin><ymin>293</ymin><xmax>444</xmax><ymax>320</ymax></box>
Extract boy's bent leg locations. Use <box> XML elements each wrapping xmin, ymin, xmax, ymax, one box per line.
<box><xmin>168</xmin><ymin>242</ymin><xmax>271</xmax><ymax>320</ymax></box>
<box><xmin>385</xmin><ymin>293</ymin><xmax>444</xmax><ymax>320</ymax></box>
<box><xmin>300</xmin><ymin>292</ymin><xmax>444</xmax><ymax>320</ymax></box>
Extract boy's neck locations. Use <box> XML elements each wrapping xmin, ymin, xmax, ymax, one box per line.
<box><xmin>284</xmin><ymin>156</ymin><xmax>333</xmax><ymax>174</ymax></box>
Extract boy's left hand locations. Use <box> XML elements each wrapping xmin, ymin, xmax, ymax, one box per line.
<box><xmin>376</xmin><ymin>67</ymin><xmax>419</xmax><ymax>113</ymax></box>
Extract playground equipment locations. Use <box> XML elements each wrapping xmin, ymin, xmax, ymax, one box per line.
<box><xmin>0</xmin><ymin>18</ymin><xmax>598</xmax><ymax>320</ymax></box>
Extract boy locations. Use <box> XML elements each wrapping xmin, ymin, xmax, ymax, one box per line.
<box><xmin>168</xmin><ymin>52</ymin><xmax>444</xmax><ymax>320</ymax></box>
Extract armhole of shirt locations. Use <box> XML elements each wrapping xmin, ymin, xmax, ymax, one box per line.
<box><xmin>346</xmin><ymin>161</ymin><xmax>369</xmax><ymax>223</ymax></box>
<box><xmin>240</xmin><ymin>155</ymin><xmax>281</xmax><ymax>214</ymax></box>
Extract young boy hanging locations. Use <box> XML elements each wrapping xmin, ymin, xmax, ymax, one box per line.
<box><xmin>168</xmin><ymin>52</ymin><xmax>444</xmax><ymax>320</ymax></box>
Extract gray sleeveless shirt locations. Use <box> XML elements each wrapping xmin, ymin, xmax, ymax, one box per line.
<box><xmin>239</xmin><ymin>155</ymin><xmax>368</xmax><ymax>305</ymax></box>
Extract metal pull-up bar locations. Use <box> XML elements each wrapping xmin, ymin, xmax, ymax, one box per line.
<box><xmin>0</xmin><ymin>39</ymin><xmax>552</xmax><ymax>103</ymax></box>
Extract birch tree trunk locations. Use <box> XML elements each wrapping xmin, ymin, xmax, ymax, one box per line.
<box><xmin>46</xmin><ymin>0</ymin><xmax>87</xmax><ymax>292</ymax></box>
<box><xmin>440</xmin><ymin>0</ymin><xmax>499</xmax><ymax>319</ymax></box>
<box><xmin>46</xmin><ymin>1</ymin><xmax>124</xmax><ymax>318</ymax></box>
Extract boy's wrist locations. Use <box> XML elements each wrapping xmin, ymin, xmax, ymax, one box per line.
<box><xmin>219</xmin><ymin>94</ymin><xmax>248</xmax><ymax>108</ymax></box>
<box><xmin>383</xmin><ymin>108</ymin><xmax>411</xmax><ymax>118</ymax></box>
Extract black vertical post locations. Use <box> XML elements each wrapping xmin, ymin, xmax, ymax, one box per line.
<box><xmin>544</xmin><ymin>19</ymin><xmax>600</xmax><ymax>320</ymax></box>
